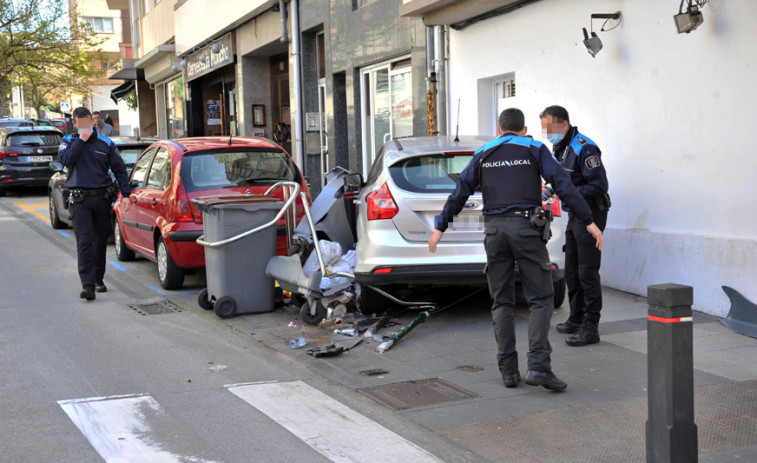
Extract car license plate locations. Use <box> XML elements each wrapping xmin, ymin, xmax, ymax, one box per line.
<box><xmin>28</xmin><ymin>155</ymin><xmax>53</xmax><ymax>162</ymax></box>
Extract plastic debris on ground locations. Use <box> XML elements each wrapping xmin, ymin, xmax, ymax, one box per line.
<box><xmin>289</xmin><ymin>337</ymin><xmax>309</xmax><ymax>349</ymax></box>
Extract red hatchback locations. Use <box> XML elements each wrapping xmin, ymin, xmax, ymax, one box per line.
<box><xmin>112</xmin><ymin>137</ymin><xmax>312</xmax><ymax>289</ymax></box>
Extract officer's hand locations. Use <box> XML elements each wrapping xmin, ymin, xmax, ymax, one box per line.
<box><xmin>586</xmin><ymin>223</ymin><xmax>604</xmax><ymax>251</ymax></box>
<box><xmin>428</xmin><ymin>229</ymin><xmax>444</xmax><ymax>253</ymax></box>
<box><xmin>121</xmin><ymin>195</ymin><xmax>132</xmax><ymax>212</ymax></box>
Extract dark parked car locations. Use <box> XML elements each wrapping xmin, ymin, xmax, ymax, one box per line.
<box><xmin>0</xmin><ymin>126</ymin><xmax>63</xmax><ymax>196</ymax></box>
<box><xmin>0</xmin><ymin>118</ymin><xmax>36</xmax><ymax>128</ymax></box>
<box><xmin>112</xmin><ymin>137</ymin><xmax>312</xmax><ymax>290</ymax></box>
<box><xmin>48</xmin><ymin>137</ymin><xmax>159</xmax><ymax>229</ymax></box>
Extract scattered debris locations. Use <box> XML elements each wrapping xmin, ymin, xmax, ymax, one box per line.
<box><xmin>359</xmin><ymin>369</ymin><xmax>389</xmax><ymax>376</ymax></box>
<box><xmin>307</xmin><ymin>337</ymin><xmax>363</xmax><ymax>357</ymax></box>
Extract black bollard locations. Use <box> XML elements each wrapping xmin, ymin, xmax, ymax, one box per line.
<box><xmin>646</xmin><ymin>283</ymin><xmax>698</xmax><ymax>462</ymax></box>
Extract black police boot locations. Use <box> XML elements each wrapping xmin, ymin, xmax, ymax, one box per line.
<box><xmin>80</xmin><ymin>285</ymin><xmax>96</xmax><ymax>301</ymax></box>
<box><xmin>525</xmin><ymin>370</ymin><xmax>567</xmax><ymax>390</ymax></box>
<box><xmin>556</xmin><ymin>320</ymin><xmax>581</xmax><ymax>334</ymax></box>
<box><xmin>566</xmin><ymin>321</ymin><xmax>600</xmax><ymax>346</ymax></box>
<box><xmin>95</xmin><ymin>282</ymin><xmax>107</xmax><ymax>293</ymax></box>
<box><xmin>501</xmin><ymin>370</ymin><xmax>521</xmax><ymax>388</ymax></box>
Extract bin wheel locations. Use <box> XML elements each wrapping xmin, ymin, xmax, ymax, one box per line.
<box><xmin>198</xmin><ymin>289</ymin><xmax>213</xmax><ymax>311</ymax></box>
<box><xmin>215</xmin><ymin>296</ymin><xmax>237</xmax><ymax>319</ymax></box>
<box><xmin>300</xmin><ymin>301</ymin><xmax>326</xmax><ymax>326</ymax></box>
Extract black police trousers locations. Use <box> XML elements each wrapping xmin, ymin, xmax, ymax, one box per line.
<box><xmin>71</xmin><ymin>194</ymin><xmax>111</xmax><ymax>288</ymax></box>
<box><xmin>565</xmin><ymin>208</ymin><xmax>608</xmax><ymax>326</ymax></box>
<box><xmin>484</xmin><ymin>215</ymin><xmax>554</xmax><ymax>374</ymax></box>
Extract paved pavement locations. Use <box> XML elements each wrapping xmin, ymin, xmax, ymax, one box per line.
<box><xmin>178</xmin><ymin>284</ymin><xmax>757</xmax><ymax>463</ymax></box>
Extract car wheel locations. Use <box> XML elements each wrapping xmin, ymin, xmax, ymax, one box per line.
<box><xmin>359</xmin><ymin>285</ymin><xmax>387</xmax><ymax>316</ymax></box>
<box><xmin>300</xmin><ymin>300</ymin><xmax>326</xmax><ymax>326</ymax></box>
<box><xmin>0</xmin><ymin>188</ymin><xmax>5</xmax><ymax>197</ymax></box>
<box><xmin>198</xmin><ymin>288</ymin><xmax>213</xmax><ymax>310</ymax></box>
<box><xmin>553</xmin><ymin>278</ymin><xmax>566</xmax><ymax>308</ymax></box>
<box><xmin>214</xmin><ymin>296</ymin><xmax>237</xmax><ymax>319</ymax></box>
<box><xmin>114</xmin><ymin>221</ymin><xmax>135</xmax><ymax>261</ymax></box>
<box><xmin>157</xmin><ymin>237</ymin><xmax>185</xmax><ymax>290</ymax></box>
<box><xmin>48</xmin><ymin>192</ymin><xmax>67</xmax><ymax>229</ymax></box>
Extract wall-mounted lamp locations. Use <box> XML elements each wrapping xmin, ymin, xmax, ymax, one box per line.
<box><xmin>675</xmin><ymin>0</ymin><xmax>706</xmax><ymax>34</ymax></box>
<box><xmin>211</xmin><ymin>43</ymin><xmax>221</xmax><ymax>54</ymax></box>
<box><xmin>198</xmin><ymin>52</ymin><xmax>207</xmax><ymax>62</ymax></box>
<box><xmin>582</xmin><ymin>11</ymin><xmax>622</xmax><ymax>58</ymax></box>
<box><xmin>180</xmin><ymin>59</ymin><xmax>187</xmax><ymax>69</ymax></box>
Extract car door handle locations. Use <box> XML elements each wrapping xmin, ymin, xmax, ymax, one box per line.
<box><xmin>150</xmin><ymin>200</ymin><xmax>157</xmax><ymax>205</ymax></box>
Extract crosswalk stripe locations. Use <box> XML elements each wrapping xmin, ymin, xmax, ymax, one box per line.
<box><xmin>227</xmin><ymin>380</ymin><xmax>444</xmax><ymax>463</ymax></box>
<box><xmin>58</xmin><ymin>394</ymin><xmax>220</xmax><ymax>463</ymax></box>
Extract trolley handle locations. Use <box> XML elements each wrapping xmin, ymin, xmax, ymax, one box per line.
<box><xmin>195</xmin><ymin>181</ymin><xmax>301</xmax><ymax>248</ymax></box>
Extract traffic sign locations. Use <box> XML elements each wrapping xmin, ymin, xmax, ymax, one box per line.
<box><xmin>60</xmin><ymin>102</ymin><xmax>71</xmax><ymax>113</ymax></box>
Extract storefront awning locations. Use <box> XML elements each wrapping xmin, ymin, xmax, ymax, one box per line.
<box><xmin>111</xmin><ymin>80</ymin><xmax>135</xmax><ymax>104</ymax></box>
<box><xmin>109</xmin><ymin>59</ymin><xmax>143</xmax><ymax>81</ymax></box>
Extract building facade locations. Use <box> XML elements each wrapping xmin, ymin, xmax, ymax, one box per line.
<box><xmin>402</xmin><ymin>0</ymin><xmax>757</xmax><ymax>316</ymax></box>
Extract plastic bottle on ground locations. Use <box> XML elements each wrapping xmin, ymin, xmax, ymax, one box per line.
<box><xmin>289</xmin><ymin>337</ymin><xmax>309</xmax><ymax>349</ymax></box>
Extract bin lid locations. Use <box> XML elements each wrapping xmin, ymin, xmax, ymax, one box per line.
<box><xmin>193</xmin><ymin>194</ymin><xmax>280</xmax><ymax>207</ymax></box>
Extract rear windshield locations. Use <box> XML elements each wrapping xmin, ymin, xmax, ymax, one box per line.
<box><xmin>389</xmin><ymin>154</ymin><xmax>473</xmax><ymax>193</ymax></box>
<box><xmin>180</xmin><ymin>149</ymin><xmax>300</xmax><ymax>193</ymax></box>
<box><xmin>117</xmin><ymin>147</ymin><xmax>146</xmax><ymax>165</ymax></box>
<box><xmin>6</xmin><ymin>132</ymin><xmax>63</xmax><ymax>147</ymax></box>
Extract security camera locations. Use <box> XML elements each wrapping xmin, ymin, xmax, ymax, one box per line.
<box><xmin>583</xmin><ymin>28</ymin><xmax>603</xmax><ymax>58</ymax></box>
<box><xmin>675</xmin><ymin>5</ymin><xmax>704</xmax><ymax>34</ymax></box>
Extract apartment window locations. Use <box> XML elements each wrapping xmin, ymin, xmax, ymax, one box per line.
<box><xmin>352</xmin><ymin>0</ymin><xmax>377</xmax><ymax>9</ymax></box>
<box><xmin>84</xmin><ymin>17</ymin><xmax>114</xmax><ymax>33</ymax></box>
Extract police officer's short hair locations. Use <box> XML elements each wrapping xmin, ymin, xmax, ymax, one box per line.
<box><xmin>498</xmin><ymin>108</ymin><xmax>525</xmax><ymax>132</ymax></box>
<box><xmin>92</xmin><ymin>111</ymin><xmax>101</xmax><ymax>117</ymax></box>
<box><xmin>539</xmin><ymin>105</ymin><xmax>570</xmax><ymax>124</ymax></box>
<box><xmin>72</xmin><ymin>107</ymin><xmax>92</xmax><ymax>119</ymax></box>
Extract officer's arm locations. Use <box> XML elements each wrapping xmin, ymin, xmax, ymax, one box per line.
<box><xmin>435</xmin><ymin>152</ymin><xmax>480</xmax><ymax>233</ymax></box>
<box><xmin>538</xmin><ymin>145</ymin><xmax>593</xmax><ymax>225</ymax></box>
<box><xmin>108</xmin><ymin>143</ymin><xmax>132</xmax><ymax>196</ymax></box>
<box><xmin>576</xmin><ymin>145</ymin><xmax>608</xmax><ymax>199</ymax></box>
<box><xmin>58</xmin><ymin>136</ymin><xmax>85</xmax><ymax>167</ymax></box>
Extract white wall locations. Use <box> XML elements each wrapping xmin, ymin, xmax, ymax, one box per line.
<box><xmin>448</xmin><ymin>0</ymin><xmax>757</xmax><ymax>316</ymax></box>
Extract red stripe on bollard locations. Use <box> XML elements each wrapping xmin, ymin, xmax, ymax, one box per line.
<box><xmin>648</xmin><ymin>315</ymin><xmax>693</xmax><ymax>323</ymax></box>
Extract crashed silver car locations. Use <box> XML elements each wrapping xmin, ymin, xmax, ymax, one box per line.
<box><xmin>349</xmin><ymin>135</ymin><xmax>566</xmax><ymax>314</ymax></box>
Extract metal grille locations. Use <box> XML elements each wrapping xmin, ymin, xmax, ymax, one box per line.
<box><xmin>358</xmin><ymin>378</ymin><xmax>479</xmax><ymax>410</ymax></box>
<box><xmin>439</xmin><ymin>380</ymin><xmax>757</xmax><ymax>463</ymax></box>
<box><xmin>128</xmin><ymin>299</ymin><xmax>183</xmax><ymax>315</ymax></box>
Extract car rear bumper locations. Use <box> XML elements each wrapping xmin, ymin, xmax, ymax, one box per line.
<box><xmin>356</xmin><ymin>264</ymin><xmax>564</xmax><ymax>286</ymax></box>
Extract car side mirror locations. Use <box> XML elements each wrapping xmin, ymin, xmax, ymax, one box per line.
<box><xmin>129</xmin><ymin>180</ymin><xmax>140</xmax><ymax>189</ymax></box>
<box><xmin>50</xmin><ymin>161</ymin><xmax>63</xmax><ymax>172</ymax></box>
<box><xmin>344</xmin><ymin>173</ymin><xmax>364</xmax><ymax>188</ymax></box>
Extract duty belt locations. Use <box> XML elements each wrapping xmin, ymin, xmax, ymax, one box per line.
<box><xmin>70</xmin><ymin>188</ymin><xmax>108</xmax><ymax>196</ymax></box>
<box><xmin>493</xmin><ymin>209</ymin><xmax>531</xmax><ymax>218</ymax></box>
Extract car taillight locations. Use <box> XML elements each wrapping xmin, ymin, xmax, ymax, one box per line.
<box><xmin>0</xmin><ymin>150</ymin><xmax>21</xmax><ymax>160</ymax></box>
<box><xmin>373</xmin><ymin>268</ymin><xmax>393</xmax><ymax>274</ymax></box>
<box><xmin>174</xmin><ymin>184</ymin><xmax>194</xmax><ymax>222</ymax></box>
<box><xmin>366</xmin><ymin>182</ymin><xmax>398</xmax><ymax>220</ymax></box>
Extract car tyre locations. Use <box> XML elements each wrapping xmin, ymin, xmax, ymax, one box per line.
<box><xmin>114</xmin><ymin>221</ymin><xmax>135</xmax><ymax>261</ymax></box>
<box><xmin>300</xmin><ymin>300</ymin><xmax>326</xmax><ymax>326</ymax></box>
<box><xmin>157</xmin><ymin>237</ymin><xmax>185</xmax><ymax>290</ymax></box>
<box><xmin>214</xmin><ymin>296</ymin><xmax>237</xmax><ymax>319</ymax></box>
<box><xmin>48</xmin><ymin>191</ymin><xmax>67</xmax><ymax>229</ymax></box>
<box><xmin>198</xmin><ymin>288</ymin><xmax>213</xmax><ymax>311</ymax></box>
<box><xmin>553</xmin><ymin>278</ymin><xmax>566</xmax><ymax>308</ymax></box>
<box><xmin>0</xmin><ymin>188</ymin><xmax>6</xmax><ymax>197</ymax></box>
<box><xmin>359</xmin><ymin>285</ymin><xmax>387</xmax><ymax>316</ymax></box>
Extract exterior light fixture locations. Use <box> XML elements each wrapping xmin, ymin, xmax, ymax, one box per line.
<box><xmin>582</xmin><ymin>11</ymin><xmax>622</xmax><ymax>58</ymax></box>
<box><xmin>675</xmin><ymin>0</ymin><xmax>705</xmax><ymax>34</ymax></box>
<box><xmin>180</xmin><ymin>59</ymin><xmax>187</xmax><ymax>68</ymax></box>
<box><xmin>198</xmin><ymin>52</ymin><xmax>207</xmax><ymax>62</ymax></box>
<box><xmin>211</xmin><ymin>43</ymin><xmax>221</xmax><ymax>54</ymax></box>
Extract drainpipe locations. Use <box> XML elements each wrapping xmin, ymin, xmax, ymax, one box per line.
<box><xmin>291</xmin><ymin>0</ymin><xmax>305</xmax><ymax>168</ymax></box>
<box><xmin>279</xmin><ymin>0</ymin><xmax>288</xmax><ymax>43</ymax></box>
<box><xmin>425</xmin><ymin>26</ymin><xmax>437</xmax><ymax>136</ymax></box>
<box><xmin>435</xmin><ymin>25</ymin><xmax>448</xmax><ymax>136</ymax></box>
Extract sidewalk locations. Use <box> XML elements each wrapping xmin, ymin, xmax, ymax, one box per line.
<box><xmin>206</xmin><ymin>286</ymin><xmax>757</xmax><ymax>462</ymax></box>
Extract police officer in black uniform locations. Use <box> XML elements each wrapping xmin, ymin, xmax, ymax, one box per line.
<box><xmin>540</xmin><ymin>105</ymin><xmax>610</xmax><ymax>346</ymax></box>
<box><xmin>429</xmin><ymin>108</ymin><xmax>603</xmax><ymax>390</ymax></box>
<box><xmin>59</xmin><ymin>107</ymin><xmax>131</xmax><ymax>301</ymax></box>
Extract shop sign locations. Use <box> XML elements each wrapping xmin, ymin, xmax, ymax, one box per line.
<box><xmin>186</xmin><ymin>33</ymin><xmax>235</xmax><ymax>81</ymax></box>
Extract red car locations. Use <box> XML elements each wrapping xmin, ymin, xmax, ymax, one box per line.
<box><xmin>112</xmin><ymin>137</ymin><xmax>312</xmax><ymax>289</ymax></box>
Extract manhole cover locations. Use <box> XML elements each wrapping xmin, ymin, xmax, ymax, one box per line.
<box><xmin>357</xmin><ymin>378</ymin><xmax>479</xmax><ymax>410</ymax></box>
<box><xmin>128</xmin><ymin>298</ymin><xmax>183</xmax><ymax>315</ymax></box>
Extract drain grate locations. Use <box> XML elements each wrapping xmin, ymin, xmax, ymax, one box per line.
<box><xmin>128</xmin><ymin>298</ymin><xmax>183</xmax><ymax>315</ymax></box>
<box><xmin>357</xmin><ymin>378</ymin><xmax>479</xmax><ymax>410</ymax></box>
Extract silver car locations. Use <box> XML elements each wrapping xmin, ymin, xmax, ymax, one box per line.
<box><xmin>351</xmin><ymin>135</ymin><xmax>566</xmax><ymax>314</ymax></box>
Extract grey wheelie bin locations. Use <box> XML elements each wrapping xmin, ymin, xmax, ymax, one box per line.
<box><xmin>193</xmin><ymin>194</ymin><xmax>282</xmax><ymax>319</ymax></box>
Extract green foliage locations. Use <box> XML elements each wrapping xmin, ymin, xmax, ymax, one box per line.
<box><xmin>0</xmin><ymin>0</ymin><xmax>107</xmax><ymax>112</ymax></box>
<box><xmin>124</xmin><ymin>90</ymin><xmax>137</xmax><ymax>111</ymax></box>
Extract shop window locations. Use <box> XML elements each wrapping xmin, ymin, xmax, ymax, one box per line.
<box><xmin>165</xmin><ymin>76</ymin><xmax>185</xmax><ymax>139</ymax></box>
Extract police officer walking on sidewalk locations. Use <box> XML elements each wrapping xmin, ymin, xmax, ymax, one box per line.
<box><xmin>540</xmin><ymin>106</ymin><xmax>610</xmax><ymax>347</ymax></box>
<box><xmin>59</xmin><ymin>107</ymin><xmax>131</xmax><ymax>301</ymax></box>
<box><xmin>429</xmin><ymin>108</ymin><xmax>603</xmax><ymax>390</ymax></box>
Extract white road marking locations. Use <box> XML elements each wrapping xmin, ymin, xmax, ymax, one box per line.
<box><xmin>227</xmin><ymin>380</ymin><xmax>444</xmax><ymax>463</ymax></box>
<box><xmin>58</xmin><ymin>394</ymin><xmax>219</xmax><ymax>463</ymax></box>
